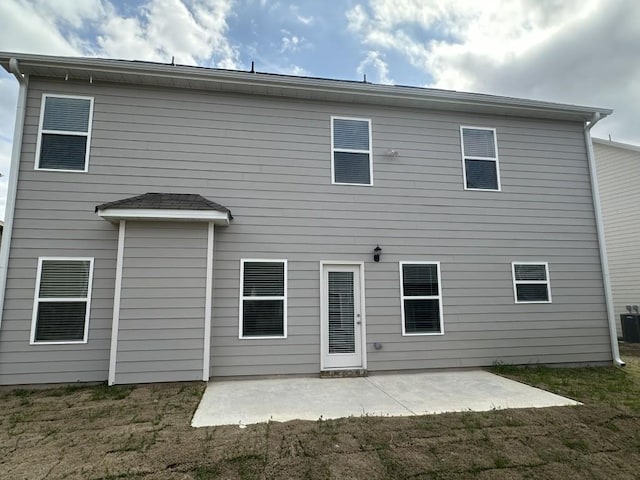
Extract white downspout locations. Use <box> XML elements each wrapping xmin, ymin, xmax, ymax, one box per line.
<box><xmin>584</xmin><ymin>112</ymin><xmax>625</xmax><ymax>366</ymax></box>
<box><xmin>0</xmin><ymin>59</ymin><xmax>28</xmax><ymax>333</ymax></box>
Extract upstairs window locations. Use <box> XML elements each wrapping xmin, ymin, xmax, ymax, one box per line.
<box><xmin>36</xmin><ymin>94</ymin><xmax>94</xmax><ymax>172</ymax></box>
<box><xmin>31</xmin><ymin>258</ymin><xmax>94</xmax><ymax>344</ymax></box>
<box><xmin>400</xmin><ymin>262</ymin><xmax>444</xmax><ymax>335</ymax></box>
<box><xmin>512</xmin><ymin>262</ymin><xmax>552</xmax><ymax>303</ymax></box>
<box><xmin>240</xmin><ymin>260</ymin><xmax>287</xmax><ymax>338</ymax></box>
<box><xmin>331</xmin><ymin>117</ymin><xmax>372</xmax><ymax>185</ymax></box>
<box><xmin>460</xmin><ymin>126</ymin><xmax>500</xmax><ymax>191</ymax></box>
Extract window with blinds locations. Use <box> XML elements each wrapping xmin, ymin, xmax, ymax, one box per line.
<box><xmin>512</xmin><ymin>262</ymin><xmax>552</xmax><ymax>303</ymax></box>
<box><xmin>399</xmin><ymin>262</ymin><xmax>443</xmax><ymax>335</ymax></box>
<box><xmin>36</xmin><ymin>95</ymin><xmax>94</xmax><ymax>171</ymax></box>
<box><xmin>31</xmin><ymin>258</ymin><xmax>94</xmax><ymax>343</ymax></box>
<box><xmin>240</xmin><ymin>260</ymin><xmax>287</xmax><ymax>338</ymax></box>
<box><xmin>460</xmin><ymin>126</ymin><xmax>500</xmax><ymax>190</ymax></box>
<box><xmin>331</xmin><ymin>117</ymin><xmax>372</xmax><ymax>185</ymax></box>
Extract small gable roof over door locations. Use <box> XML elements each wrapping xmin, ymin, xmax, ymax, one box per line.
<box><xmin>96</xmin><ymin>193</ymin><xmax>232</xmax><ymax>224</ymax></box>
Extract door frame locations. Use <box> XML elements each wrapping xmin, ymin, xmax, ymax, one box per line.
<box><xmin>319</xmin><ymin>261</ymin><xmax>367</xmax><ymax>371</ymax></box>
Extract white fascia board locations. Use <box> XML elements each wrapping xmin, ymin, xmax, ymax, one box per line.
<box><xmin>98</xmin><ymin>208</ymin><xmax>230</xmax><ymax>224</ymax></box>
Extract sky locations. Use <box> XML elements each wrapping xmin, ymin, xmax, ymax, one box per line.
<box><xmin>0</xmin><ymin>0</ymin><xmax>639</xmax><ymax>219</ymax></box>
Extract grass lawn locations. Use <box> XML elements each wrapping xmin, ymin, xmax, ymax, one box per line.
<box><xmin>1</xmin><ymin>344</ymin><xmax>640</xmax><ymax>479</ymax></box>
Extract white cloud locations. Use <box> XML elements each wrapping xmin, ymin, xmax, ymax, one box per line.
<box><xmin>346</xmin><ymin>0</ymin><xmax>640</xmax><ymax>143</ymax></box>
<box><xmin>97</xmin><ymin>0</ymin><xmax>240</xmax><ymax>67</ymax></box>
<box><xmin>357</xmin><ymin>51</ymin><xmax>393</xmax><ymax>84</ymax></box>
<box><xmin>280</xmin><ymin>32</ymin><xmax>304</xmax><ymax>53</ymax></box>
<box><xmin>288</xmin><ymin>4</ymin><xmax>313</xmax><ymax>25</ymax></box>
<box><xmin>0</xmin><ymin>138</ymin><xmax>11</xmax><ymax>219</ymax></box>
<box><xmin>0</xmin><ymin>0</ymin><xmax>81</xmax><ymax>55</ymax></box>
<box><xmin>30</xmin><ymin>0</ymin><xmax>107</xmax><ymax>28</ymax></box>
<box><xmin>347</xmin><ymin>0</ymin><xmax>601</xmax><ymax>91</ymax></box>
<box><xmin>0</xmin><ymin>74</ymin><xmax>18</xmax><ymax>220</ymax></box>
<box><xmin>0</xmin><ymin>0</ymin><xmax>239</xmax><ymax>66</ymax></box>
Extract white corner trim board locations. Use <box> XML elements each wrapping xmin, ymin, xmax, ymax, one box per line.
<box><xmin>202</xmin><ymin>221</ymin><xmax>214</xmax><ymax>381</ymax></box>
<box><xmin>108</xmin><ymin>220</ymin><xmax>126</xmax><ymax>386</ymax></box>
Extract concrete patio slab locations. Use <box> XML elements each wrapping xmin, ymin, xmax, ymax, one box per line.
<box><xmin>191</xmin><ymin>370</ymin><xmax>580</xmax><ymax>427</ymax></box>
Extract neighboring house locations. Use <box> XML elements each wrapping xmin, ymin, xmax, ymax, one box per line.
<box><xmin>593</xmin><ymin>138</ymin><xmax>640</xmax><ymax>336</ymax></box>
<box><xmin>0</xmin><ymin>52</ymin><xmax>623</xmax><ymax>386</ymax></box>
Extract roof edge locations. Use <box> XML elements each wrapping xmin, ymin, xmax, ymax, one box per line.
<box><xmin>0</xmin><ymin>52</ymin><xmax>613</xmax><ymax>121</ymax></box>
<box><xmin>593</xmin><ymin>137</ymin><xmax>640</xmax><ymax>154</ymax></box>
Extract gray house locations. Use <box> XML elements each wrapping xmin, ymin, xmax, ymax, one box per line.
<box><xmin>593</xmin><ymin>138</ymin><xmax>640</xmax><ymax>335</ymax></box>
<box><xmin>0</xmin><ymin>52</ymin><xmax>623</xmax><ymax>386</ymax></box>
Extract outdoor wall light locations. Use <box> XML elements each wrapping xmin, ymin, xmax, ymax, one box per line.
<box><xmin>373</xmin><ymin>245</ymin><xmax>382</xmax><ymax>262</ymax></box>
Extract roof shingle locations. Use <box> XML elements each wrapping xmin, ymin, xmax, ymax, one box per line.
<box><xmin>95</xmin><ymin>193</ymin><xmax>232</xmax><ymax>219</ymax></box>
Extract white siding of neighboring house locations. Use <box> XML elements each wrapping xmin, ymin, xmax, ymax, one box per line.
<box><xmin>594</xmin><ymin>139</ymin><xmax>640</xmax><ymax>336</ymax></box>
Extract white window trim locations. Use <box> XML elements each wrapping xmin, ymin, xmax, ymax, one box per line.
<box><xmin>30</xmin><ymin>256</ymin><xmax>95</xmax><ymax>345</ymax></box>
<box><xmin>331</xmin><ymin>116</ymin><xmax>373</xmax><ymax>186</ymax></box>
<box><xmin>460</xmin><ymin>126</ymin><xmax>501</xmax><ymax>192</ymax></box>
<box><xmin>511</xmin><ymin>261</ymin><xmax>552</xmax><ymax>304</ymax></box>
<box><xmin>399</xmin><ymin>261</ymin><xmax>444</xmax><ymax>336</ymax></box>
<box><xmin>239</xmin><ymin>258</ymin><xmax>288</xmax><ymax>339</ymax></box>
<box><xmin>35</xmin><ymin>93</ymin><xmax>94</xmax><ymax>173</ymax></box>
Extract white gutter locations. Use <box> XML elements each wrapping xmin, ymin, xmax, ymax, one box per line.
<box><xmin>584</xmin><ymin>113</ymin><xmax>625</xmax><ymax>367</ymax></box>
<box><xmin>0</xmin><ymin>52</ymin><xmax>612</xmax><ymax>122</ymax></box>
<box><xmin>0</xmin><ymin>58</ymin><xmax>28</xmax><ymax>333</ymax></box>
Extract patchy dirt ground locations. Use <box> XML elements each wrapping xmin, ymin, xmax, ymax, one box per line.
<box><xmin>2</xmin><ymin>345</ymin><xmax>640</xmax><ymax>479</ymax></box>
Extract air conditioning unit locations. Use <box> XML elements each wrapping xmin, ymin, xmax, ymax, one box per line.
<box><xmin>620</xmin><ymin>313</ymin><xmax>640</xmax><ymax>343</ymax></box>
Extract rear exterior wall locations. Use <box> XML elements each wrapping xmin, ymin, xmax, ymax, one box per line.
<box><xmin>0</xmin><ymin>77</ymin><xmax>612</xmax><ymax>384</ymax></box>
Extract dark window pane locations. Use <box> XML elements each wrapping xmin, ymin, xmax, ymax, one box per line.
<box><xmin>328</xmin><ymin>271</ymin><xmax>355</xmax><ymax>354</ymax></box>
<box><xmin>43</xmin><ymin>96</ymin><xmax>91</xmax><ymax>132</ymax></box>
<box><xmin>35</xmin><ymin>301</ymin><xmax>87</xmax><ymax>341</ymax></box>
<box><xmin>516</xmin><ymin>284</ymin><xmax>549</xmax><ymax>302</ymax></box>
<box><xmin>514</xmin><ymin>264</ymin><xmax>547</xmax><ymax>281</ymax></box>
<box><xmin>465</xmin><ymin>159</ymin><xmax>498</xmax><ymax>190</ymax></box>
<box><xmin>334</xmin><ymin>152</ymin><xmax>371</xmax><ymax>184</ymax></box>
<box><xmin>402</xmin><ymin>264</ymin><xmax>439</xmax><ymax>296</ymax></box>
<box><xmin>404</xmin><ymin>299</ymin><xmax>441</xmax><ymax>334</ymax></box>
<box><xmin>39</xmin><ymin>260</ymin><xmax>90</xmax><ymax>298</ymax></box>
<box><xmin>333</xmin><ymin>119</ymin><xmax>369</xmax><ymax>150</ymax></box>
<box><xmin>242</xmin><ymin>299</ymin><xmax>284</xmax><ymax>336</ymax></box>
<box><xmin>243</xmin><ymin>262</ymin><xmax>284</xmax><ymax>297</ymax></box>
<box><xmin>39</xmin><ymin>134</ymin><xmax>87</xmax><ymax>170</ymax></box>
<box><xmin>462</xmin><ymin>128</ymin><xmax>496</xmax><ymax>157</ymax></box>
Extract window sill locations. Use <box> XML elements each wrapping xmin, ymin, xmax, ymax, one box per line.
<box><xmin>332</xmin><ymin>181</ymin><xmax>374</xmax><ymax>187</ymax></box>
<box><xmin>402</xmin><ymin>331</ymin><xmax>444</xmax><ymax>337</ymax></box>
<box><xmin>464</xmin><ymin>187</ymin><xmax>501</xmax><ymax>192</ymax></box>
<box><xmin>514</xmin><ymin>301</ymin><xmax>552</xmax><ymax>304</ymax></box>
<box><xmin>35</xmin><ymin>167</ymin><xmax>89</xmax><ymax>173</ymax></box>
<box><xmin>239</xmin><ymin>335</ymin><xmax>287</xmax><ymax>340</ymax></box>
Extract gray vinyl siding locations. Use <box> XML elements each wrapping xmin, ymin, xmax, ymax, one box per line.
<box><xmin>114</xmin><ymin>222</ymin><xmax>206</xmax><ymax>384</ymax></box>
<box><xmin>594</xmin><ymin>141</ymin><xmax>640</xmax><ymax>335</ymax></box>
<box><xmin>0</xmin><ymin>76</ymin><xmax>612</xmax><ymax>385</ymax></box>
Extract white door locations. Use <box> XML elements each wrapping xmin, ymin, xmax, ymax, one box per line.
<box><xmin>321</xmin><ymin>263</ymin><xmax>365</xmax><ymax>370</ymax></box>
